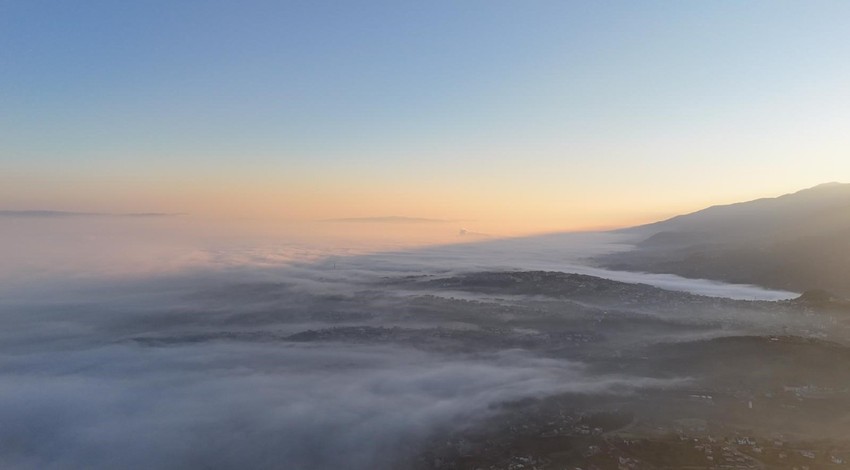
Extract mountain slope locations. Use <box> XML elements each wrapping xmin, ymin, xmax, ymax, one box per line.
<box><xmin>599</xmin><ymin>183</ymin><xmax>850</xmax><ymax>296</ymax></box>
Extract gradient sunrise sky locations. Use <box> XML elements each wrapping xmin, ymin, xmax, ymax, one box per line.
<box><xmin>2</xmin><ymin>1</ymin><xmax>849</xmax><ymax>235</ymax></box>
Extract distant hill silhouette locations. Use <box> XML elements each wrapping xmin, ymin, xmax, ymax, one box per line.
<box><xmin>599</xmin><ymin>183</ymin><xmax>850</xmax><ymax>296</ymax></box>
<box><xmin>323</xmin><ymin>216</ymin><xmax>454</xmax><ymax>224</ymax></box>
<box><xmin>0</xmin><ymin>210</ymin><xmax>180</xmax><ymax>218</ymax></box>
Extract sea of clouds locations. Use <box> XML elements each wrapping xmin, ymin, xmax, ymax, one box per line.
<box><xmin>0</xmin><ymin>216</ymin><xmax>792</xmax><ymax>469</ymax></box>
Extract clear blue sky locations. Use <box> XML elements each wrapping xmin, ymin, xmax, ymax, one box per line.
<box><xmin>2</xmin><ymin>1</ymin><xmax>849</xmax><ymax>231</ymax></box>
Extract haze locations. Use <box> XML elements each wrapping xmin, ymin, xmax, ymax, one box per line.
<box><xmin>4</xmin><ymin>2</ymin><xmax>850</xmax><ymax>470</ymax></box>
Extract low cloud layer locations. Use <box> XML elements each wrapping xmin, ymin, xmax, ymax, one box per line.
<box><xmin>0</xmin><ymin>340</ymin><xmax>681</xmax><ymax>470</ymax></box>
<box><xmin>1</xmin><ymin>217</ymin><xmax>810</xmax><ymax>469</ymax></box>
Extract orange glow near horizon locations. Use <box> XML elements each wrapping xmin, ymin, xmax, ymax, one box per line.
<box><xmin>5</xmin><ymin>164</ymin><xmax>845</xmax><ymax>241</ymax></box>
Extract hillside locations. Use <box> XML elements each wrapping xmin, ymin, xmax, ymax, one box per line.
<box><xmin>599</xmin><ymin>183</ymin><xmax>850</xmax><ymax>296</ymax></box>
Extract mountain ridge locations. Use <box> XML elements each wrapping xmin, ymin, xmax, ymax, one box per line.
<box><xmin>599</xmin><ymin>182</ymin><xmax>850</xmax><ymax>296</ymax></box>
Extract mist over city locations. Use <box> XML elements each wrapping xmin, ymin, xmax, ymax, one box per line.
<box><xmin>3</xmin><ymin>2</ymin><xmax>850</xmax><ymax>469</ymax></box>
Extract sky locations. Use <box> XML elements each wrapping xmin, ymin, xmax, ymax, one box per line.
<box><xmin>2</xmin><ymin>0</ymin><xmax>850</xmax><ymax>235</ymax></box>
